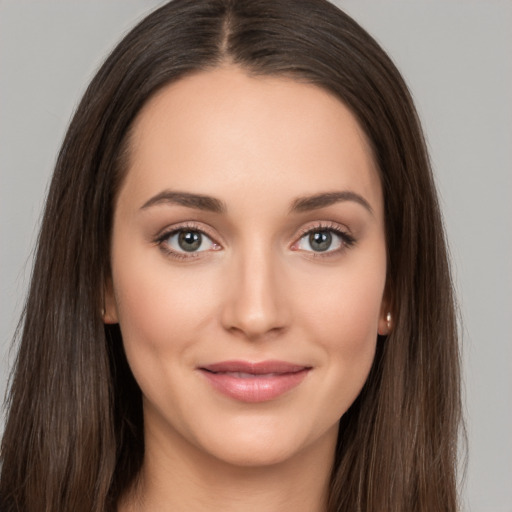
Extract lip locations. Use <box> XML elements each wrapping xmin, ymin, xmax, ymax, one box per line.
<box><xmin>198</xmin><ymin>360</ymin><xmax>312</xmax><ymax>403</ymax></box>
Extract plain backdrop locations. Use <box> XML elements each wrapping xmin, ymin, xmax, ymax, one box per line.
<box><xmin>0</xmin><ymin>1</ymin><xmax>511</xmax><ymax>510</ymax></box>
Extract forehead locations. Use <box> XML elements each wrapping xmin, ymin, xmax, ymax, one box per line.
<box><xmin>121</xmin><ymin>66</ymin><xmax>382</xmax><ymax>215</ymax></box>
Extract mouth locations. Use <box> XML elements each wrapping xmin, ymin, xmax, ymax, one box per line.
<box><xmin>198</xmin><ymin>360</ymin><xmax>312</xmax><ymax>403</ymax></box>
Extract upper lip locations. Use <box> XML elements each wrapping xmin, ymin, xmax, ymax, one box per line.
<box><xmin>199</xmin><ymin>360</ymin><xmax>311</xmax><ymax>375</ymax></box>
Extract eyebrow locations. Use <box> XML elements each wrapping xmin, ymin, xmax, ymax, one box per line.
<box><xmin>140</xmin><ymin>189</ymin><xmax>373</xmax><ymax>216</ymax></box>
<box><xmin>290</xmin><ymin>191</ymin><xmax>374</xmax><ymax>215</ymax></box>
<box><xmin>140</xmin><ymin>190</ymin><xmax>226</xmax><ymax>213</ymax></box>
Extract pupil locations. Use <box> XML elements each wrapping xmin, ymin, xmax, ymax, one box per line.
<box><xmin>309</xmin><ymin>231</ymin><xmax>332</xmax><ymax>252</ymax></box>
<box><xmin>178</xmin><ymin>231</ymin><xmax>201</xmax><ymax>252</ymax></box>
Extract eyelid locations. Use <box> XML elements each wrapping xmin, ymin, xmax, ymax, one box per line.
<box><xmin>153</xmin><ymin>221</ymin><xmax>218</xmax><ymax>243</ymax></box>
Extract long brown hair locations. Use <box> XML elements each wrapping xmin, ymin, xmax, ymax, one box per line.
<box><xmin>0</xmin><ymin>1</ymin><xmax>463</xmax><ymax>510</ymax></box>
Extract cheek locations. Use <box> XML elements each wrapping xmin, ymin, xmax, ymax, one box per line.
<box><xmin>295</xmin><ymin>253</ymin><xmax>386</xmax><ymax>400</ymax></box>
<box><xmin>303</xmin><ymin>264</ymin><xmax>385</xmax><ymax>347</ymax></box>
<box><xmin>110</xmin><ymin>259</ymin><xmax>218</xmax><ymax>419</ymax></box>
<box><xmin>111</xmin><ymin>249</ymin><xmax>222</xmax><ymax>365</ymax></box>
<box><xmin>306</xmin><ymin>276</ymin><xmax>383</xmax><ymax>421</ymax></box>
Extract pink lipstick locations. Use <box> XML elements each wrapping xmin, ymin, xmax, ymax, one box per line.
<box><xmin>198</xmin><ymin>360</ymin><xmax>311</xmax><ymax>402</ymax></box>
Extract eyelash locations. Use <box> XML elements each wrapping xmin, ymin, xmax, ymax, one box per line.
<box><xmin>154</xmin><ymin>221</ymin><xmax>356</xmax><ymax>260</ymax></box>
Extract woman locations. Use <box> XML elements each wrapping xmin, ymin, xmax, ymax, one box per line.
<box><xmin>0</xmin><ymin>0</ymin><xmax>462</xmax><ymax>511</ymax></box>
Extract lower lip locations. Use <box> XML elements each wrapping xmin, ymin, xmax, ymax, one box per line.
<box><xmin>199</xmin><ymin>369</ymin><xmax>310</xmax><ymax>403</ymax></box>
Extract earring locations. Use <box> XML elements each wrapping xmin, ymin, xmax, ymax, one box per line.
<box><xmin>378</xmin><ymin>312</ymin><xmax>392</xmax><ymax>336</ymax></box>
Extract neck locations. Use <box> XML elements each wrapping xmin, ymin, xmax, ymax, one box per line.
<box><xmin>119</xmin><ymin>422</ymin><xmax>337</xmax><ymax>512</ymax></box>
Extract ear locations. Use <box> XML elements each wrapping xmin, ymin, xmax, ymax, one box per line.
<box><xmin>102</xmin><ymin>277</ymin><xmax>119</xmax><ymax>324</ymax></box>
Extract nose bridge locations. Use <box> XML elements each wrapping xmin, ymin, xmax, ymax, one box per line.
<box><xmin>222</xmin><ymin>238</ymin><xmax>287</xmax><ymax>339</ymax></box>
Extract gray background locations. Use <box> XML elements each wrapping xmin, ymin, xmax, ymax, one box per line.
<box><xmin>1</xmin><ymin>1</ymin><xmax>511</xmax><ymax>510</ymax></box>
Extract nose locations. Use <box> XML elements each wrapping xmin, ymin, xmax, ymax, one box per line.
<box><xmin>220</xmin><ymin>245</ymin><xmax>290</xmax><ymax>341</ymax></box>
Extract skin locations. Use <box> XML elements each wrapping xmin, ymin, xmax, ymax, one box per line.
<box><xmin>106</xmin><ymin>66</ymin><xmax>389</xmax><ymax>512</ymax></box>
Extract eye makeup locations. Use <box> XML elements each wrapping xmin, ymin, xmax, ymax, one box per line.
<box><xmin>153</xmin><ymin>221</ymin><xmax>221</xmax><ymax>260</ymax></box>
<box><xmin>152</xmin><ymin>218</ymin><xmax>357</xmax><ymax>262</ymax></box>
<box><xmin>290</xmin><ymin>221</ymin><xmax>356</xmax><ymax>259</ymax></box>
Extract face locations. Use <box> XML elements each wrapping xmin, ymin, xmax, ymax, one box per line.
<box><xmin>105</xmin><ymin>67</ymin><xmax>389</xmax><ymax>469</ymax></box>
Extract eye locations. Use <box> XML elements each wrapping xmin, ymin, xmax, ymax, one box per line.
<box><xmin>292</xmin><ymin>226</ymin><xmax>355</xmax><ymax>254</ymax></box>
<box><xmin>158</xmin><ymin>227</ymin><xmax>221</xmax><ymax>257</ymax></box>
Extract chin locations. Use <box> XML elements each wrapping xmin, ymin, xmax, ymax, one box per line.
<box><xmin>191</xmin><ymin>417</ymin><xmax>339</xmax><ymax>470</ymax></box>
<box><xmin>212</xmin><ymin>439</ymin><xmax>298</xmax><ymax>468</ymax></box>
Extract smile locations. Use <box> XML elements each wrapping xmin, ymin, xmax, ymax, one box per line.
<box><xmin>198</xmin><ymin>360</ymin><xmax>312</xmax><ymax>403</ymax></box>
